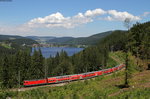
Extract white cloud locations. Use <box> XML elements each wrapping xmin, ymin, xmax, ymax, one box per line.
<box><xmin>26</xmin><ymin>8</ymin><xmax>140</xmax><ymax>29</ymax></box>
<box><xmin>27</xmin><ymin>9</ymin><xmax>105</xmax><ymax>29</ymax></box>
<box><xmin>84</xmin><ymin>8</ymin><xmax>106</xmax><ymax>17</ymax></box>
<box><xmin>0</xmin><ymin>25</ymin><xmax>34</xmax><ymax>36</ymax></box>
<box><xmin>27</xmin><ymin>12</ymin><xmax>71</xmax><ymax>28</ymax></box>
<box><xmin>107</xmin><ymin>10</ymin><xmax>141</xmax><ymax>21</ymax></box>
<box><xmin>103</xmin><ymin>16</ymin><xmax>114</xmax><ymax>21</ymax></box>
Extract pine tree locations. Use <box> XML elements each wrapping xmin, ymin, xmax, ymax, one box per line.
<box><xmin>38</xmin><ymin>48</ymin><xmax>45</xmax><ymax>78</ymax></box>
<box><xmin>22</xmin><ymin>51</ymin><xmax>31</xmax><ymax>81</ymax></box>
<box><xmin>2</xmin><ymin>55</ymin><xmax>10</xmax><ymax>88</ymax></box>
<box><xmin>31</xmin><ymin>49</ymin><xmax>39</xmax><ymax>79</ymax></box>
<box><xmin>124</xmin><ymin>18</ymin><xmax>132</xmax><ymax>87</ymax></box>
<box><xmin>30</xmin><ymin>48</ymin><xmax>45</xmax><ymax>79</ymax></box>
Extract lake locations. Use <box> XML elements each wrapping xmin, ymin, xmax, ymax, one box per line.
<box><xmin>31</xmin><ymin>47</ymin><xmax>84</xmax><ymax>58</ymax></box>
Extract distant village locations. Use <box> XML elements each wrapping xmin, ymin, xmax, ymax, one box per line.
<box><xmin>32</xmin><ymin>43</ymin><xmax>88</xmax><ymax>48</ymax></box>
<box><xmin>0</xmin><ymin>41</ymin><xmax>88</xmax><ymax>48</ymax></box>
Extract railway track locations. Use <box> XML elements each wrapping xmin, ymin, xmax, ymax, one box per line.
<box><xmin>11</xmin><ymin>83</ymin><xmax>67</xmax><ymax>92</ymax></box>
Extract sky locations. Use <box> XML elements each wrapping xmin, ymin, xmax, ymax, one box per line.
<box><xmin>0</xmin><ymin>0</ymin><xmax>150</xmax><ymax>37</ymax></box>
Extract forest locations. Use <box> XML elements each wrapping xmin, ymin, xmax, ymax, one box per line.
<box><xmin>0</xmin><ymin>21</ymin><xmax>149</xmax><ymax>89</ymax></box>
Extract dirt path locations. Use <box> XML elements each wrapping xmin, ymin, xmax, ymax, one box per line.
<box><xmin>11</xmin><ymin>83</ymin><xmax>67</xmax><ymax>92</ymax></box>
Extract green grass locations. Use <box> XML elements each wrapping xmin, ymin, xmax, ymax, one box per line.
<box><xmin>107</xmin><ymin>57</ymin><xmax>118</xmax><ymax>68</ymax></box>
<box><xmin>17</xmin><ymin>74</ymin><xmax>124</xmax><ymax>99</ymax></box>
<box><xmin>111</xmin><ymin>88</ymin><xmax>150</xmax><ymax>99</ymax></box>
<box><xmin>3</xmin><ymin>70</ymin><xmax>148</xmax><ymax>99</ymax></box>
<box><xmin>0</xmin><ymin>43</ymin><xmax>12</xmax><ymax>49</ymax></box>
<box><xmin>1</xmin><ymin>70</ymin><xmax>150</xmax><ymax>99</ymax></box>
<box><xmin>109</xmin><ymin>51</ymin><xmax>126</xmax><ymax>64</ymax></box>
<box><xmin>106</xmin><ymin>51</ymin><xmax>126</xmax><ymax>68</ymax></box>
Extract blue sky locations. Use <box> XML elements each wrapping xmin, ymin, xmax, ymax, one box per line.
<box><xmin>0</xmin><ymin>0</ymin><xmax>150</xmax><ymax>37</ymax></box>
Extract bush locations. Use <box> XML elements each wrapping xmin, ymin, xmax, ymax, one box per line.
<box><xmin>0</xmin><ymin>91</ymin><xmax>17</xmax><ymax>99</ymax></box>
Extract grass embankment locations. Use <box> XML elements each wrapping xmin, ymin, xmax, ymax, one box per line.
<box><xmin>1</xmin><ymin>51</ymin><xmax>150</xmax><ymax>99</ymax></box>
<box><xmin>109</xmin><ymin>51</ymin><xmax>126</xmax><ymax>64</ymax></box>
<box><xmin>107</xmin><ymin>51</ymin><xmax>126</xmax><ymax>68</ymax></box>
<box><xmin>0</xmin><ymin>43</ymin><xmax>12</xmax><ymax>49</ymax></box>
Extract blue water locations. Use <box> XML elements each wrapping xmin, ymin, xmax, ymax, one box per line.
<box><xmin>31</xmin><ymin>47</ymin><xmax>84</xmax><ymax>58</ymax></box>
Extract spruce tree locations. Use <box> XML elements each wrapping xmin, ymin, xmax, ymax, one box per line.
<box><xmin>124</xmin><ymin>18</ymin><xmax>132</xmax><ymax>87</ymax></box>
<box><xmin>2</xmin><ymin>55</ymin><xmax>10</xmax><ymax>88</ymax></box>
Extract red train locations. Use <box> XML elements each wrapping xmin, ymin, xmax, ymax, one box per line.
<box><xmin>24</xmin><ymin>64</ymin><xmax>125</xmax><ymax>86</ymax></box>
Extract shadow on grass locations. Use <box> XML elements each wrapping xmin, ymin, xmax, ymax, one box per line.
<box><xmin>115</xmin><ymin>84</ymin><xmax>130</xmax><ymax>89</ymax></box>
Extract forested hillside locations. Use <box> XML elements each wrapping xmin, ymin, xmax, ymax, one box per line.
<box><xmin>47</xmin><ymin>37</ymin><xmax>74</xmax><ymax>44</ymax></box>
<box><xmin>0</xmin><ymin>34</ymin><xmax>38</xmax><ymax>59</ymax></box>
<box><xmin>128</xmin><ymin>22</ymin><xmax>150</xmax><ymax>60</ymax></box>
<box><xmin>52</xmin><ymin>31</ymin><xmax>112</xmax><ymax>45</ymax></box>
<box><xmin>27</xmin><ymin>31</ymin><xmax>112</xmax><ymax>45</ymax></box>
<box><xmin>0</xmin><ymin>35</ymin><xmax>38</xmax><ymax>45</ymax></box>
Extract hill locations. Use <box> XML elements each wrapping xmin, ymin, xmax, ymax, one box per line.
<box><xmin>0</xmin><ymin>35</ymin><xmax>38</xmax><ymax>45</ymax></box>
<box><xmin>63</xmin><ymin>31</ymin><xmax>113</xmax><ymax>45</ymax></box>
<box><xmin>26</xmin><ymin>36</ymin><xmax>56</xmax><ymax>43</ymax></box>
<box><xmin>47</xmin><ymin>37</ymin><xmax>74</xmax><ymax>44</ymax></box>
<box><xmin>26</xmin><ymin>31</ymin><xmax>113</xmax><ymax>45</ymax></box>
<box><xmin>0</xmin><ymin>35</ymin><xmax>38</xmax><ymax>58</ymax></box>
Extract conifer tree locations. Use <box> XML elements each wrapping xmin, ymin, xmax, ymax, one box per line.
<box><xmin>2</xmin><ymin>55</ymin><xmax>10</xmax><ymax>88</ymax></box>
<box><xmin>31</xmin><ymin>49</ymin><xmax>44</xmax><ymax>79</ymax></box>
<box><xmin>124</xmin><ymin>18</ymin><xmax>132</xmax><ymax>87</ymax></box>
